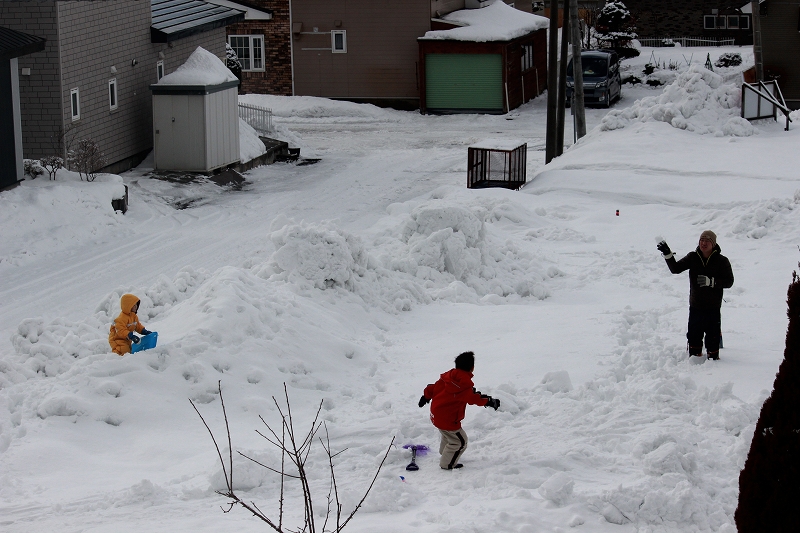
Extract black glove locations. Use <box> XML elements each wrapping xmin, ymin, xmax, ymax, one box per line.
<box><xmin>485</xmin><ymin>397</ymin><xmax>500</xmax><ymax>411</ymax></box>
<box><xmin>656</xmin><ymin>241</ymin><xmax>672</xmax><ymax>256</ymax></box>
<box><xmin>697</xmin><ymin>275</ymin><xmax>715</xmax><ymax>288</ymax></box>
<box><xmin>141</xmin><ymin>328</ymin><xmax>151</xmax><ymax>336</ymax></box>
<box><xmin>128</xmin><ymin>332</ymin><xmax>141</xmax><ymax>344</ymax></box>
<box><xmin>418</xmin><ymin>395</ymin><xmax>430</xmax><ymax>408</ymax></box>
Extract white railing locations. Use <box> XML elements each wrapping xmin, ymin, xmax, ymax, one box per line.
<box><xmin>638</xmin><ymin>37</ymin><xmax>736</xmax><ymax>47</ymax></box>
<box><xmin>238</xmin><ymin>102</ymin><xmax>274</xmax><ymax>135</ymax></box>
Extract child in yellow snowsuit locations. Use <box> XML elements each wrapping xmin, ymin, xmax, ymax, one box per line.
<box><xmin>108</xmin><ymin>293</ymin><xmax>151</xmax><ymax>355</ymax></box>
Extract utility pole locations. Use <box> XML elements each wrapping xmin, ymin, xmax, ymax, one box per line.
<box><xmin>545</xmin><ymin>0</ymin><xmax>559</xmax><ymax>164</ymax></box>
<box><xmin>555</xmin><ymin>0</ymin><xmax>570</xmax><ymax>157</ymax></box>
<box><xmin>569</xmin><ymin>0</ymin><xmax>586</xmax><ymax>140</ymax></box>
<box><xmin>751</xmin><ymin>0</ymin><xmax>764</xmax><ymax>82</ymax></box>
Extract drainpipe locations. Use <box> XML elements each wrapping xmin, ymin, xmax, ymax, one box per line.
<box><xmin>289</xmin><ymin>0</ymin><xmax>296</xmax><ymax>95</ymax></box>
<box><xmin>751</xmin><ymin>0</ymin><xmax>763</xmax><ymax>82</ymax></box>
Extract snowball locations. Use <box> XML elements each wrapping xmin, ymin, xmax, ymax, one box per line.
<box><xmin>540</xmin><ymin>370</ymin><xmax>573</xmax><ymax>393</ymax></box>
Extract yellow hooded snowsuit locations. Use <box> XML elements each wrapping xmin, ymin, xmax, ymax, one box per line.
<box><xmin>108</xmin><ymin>293</ymin><xmax>146</xmax><ymax>355</ymax></box>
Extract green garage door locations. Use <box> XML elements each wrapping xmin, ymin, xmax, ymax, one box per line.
<box><xmin>425</xmin><ymin>53</ymin><xmax>503</xmax><ymax>112</ymax></box>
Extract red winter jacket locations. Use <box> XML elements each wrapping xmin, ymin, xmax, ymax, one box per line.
<box><xmin>423</xmin><ymin>368</ymin><xmax>490</xmax><ymax>431</ymax></box>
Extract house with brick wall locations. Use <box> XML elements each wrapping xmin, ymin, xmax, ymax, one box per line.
<box><xmin>0</xmin><ymin>0</ymin><xmax>244</xmax><ymax>175</ymax></box>
<box><xmin>224</xmin><ymin>0</ymin><xmax>537</xmax><ymax>110</ymax></box>
<box><xmin>623</xmin><ymin>1</ymin><xmax>753</xmax><ymax>45</ymax></box>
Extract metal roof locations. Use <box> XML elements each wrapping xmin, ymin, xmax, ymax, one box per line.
<box><xmin>151</xmin><ymin>0</ymin><xmax>245</xmax><ymax>43</ymax></box>
<box><xmin>0</xmin><ymin>26</ymin><xmax>46</xmax><ymax>61</ymax></box>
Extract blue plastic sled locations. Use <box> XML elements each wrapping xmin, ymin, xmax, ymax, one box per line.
<box><xmin>131</xmin><ymin>332</ymin><xmax>158</xmax><ymax>353</ymax></box>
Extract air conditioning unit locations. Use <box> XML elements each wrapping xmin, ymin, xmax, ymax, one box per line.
<box><xmin>466</xmin><ymin>0</ymin><xmax>493</xmax><ymax>9</ymax></box>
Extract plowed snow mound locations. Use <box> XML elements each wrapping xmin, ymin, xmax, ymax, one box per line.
<box><xmin>601</xmin><ymin>64</ymin><xmax>756</xmax><ymax>137</ymax></box>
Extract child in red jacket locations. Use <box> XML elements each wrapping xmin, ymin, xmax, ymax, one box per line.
<box><xmin>419</xmin><ymin>351</ymin><xmax>500</xmax><ymax>470</ymax></box>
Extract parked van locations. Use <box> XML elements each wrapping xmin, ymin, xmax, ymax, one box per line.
<box><xmin>566</xmin><ymin>50</ymin><xmax>621</xmax><ymax>108</ymax></box>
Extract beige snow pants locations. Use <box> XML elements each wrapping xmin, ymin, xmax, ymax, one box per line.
<box><xmin>438</xmin><ymin>428</ymin><xmax>468</xmax><ymax>469</ymax></box>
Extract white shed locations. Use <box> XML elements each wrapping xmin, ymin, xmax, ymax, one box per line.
<box><xmin>150</xmin><ymin>47</ymin><xmax>240</xmax><ymax>172</ymax></box>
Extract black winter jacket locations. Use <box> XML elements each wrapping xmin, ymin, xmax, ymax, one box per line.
<box><xmin>665</xmin><ymin>244</ymin><xmax>734</xmax><ymax>309</ymax></box>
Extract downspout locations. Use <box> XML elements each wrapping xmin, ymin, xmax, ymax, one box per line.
<box><xmin>289</xmin><ymin>0</ymin><xmax>295</xmax><ymax>95</ymax></box>
<box><xmin>55</xmin><ymin>1</ymin><xmax>67</xmax><ymax>163</ymax></box>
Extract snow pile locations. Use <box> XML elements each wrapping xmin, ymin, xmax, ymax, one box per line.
<box><xmin>157</xmin><ymin>47</ymin><xmax>238</xmax><ymax>86</ymax></box>
<box><xmin>0</xmin><ymin>177</ymin><xmax>125</xmax><ymax>268</ymax></box>
<box><xmin>239</xmin><ymin>118</ymin><xmax>266</xmax><ymax>162</ymax></box>
<box><xmin>423</xmin><ymin>0</ymin><xmax>549</xmax><ymax>42</ymax></box>
<box><xmin>601</xmin><ymin>65</ymin><xmax>755</xmax><ymax>136</ymax></box>
<box><xmin>253</xmin><ymin>199</ymin><xmax>553</xmax><ymax>312</ymax></box>
<box><xmin>238</xmin><ymin>94</ymin><xmax>405</xmax><ymax>123</ymax></box>
<box><xmin>6</xmin><ymin>267</ymin><xmax>209</xmax><ymax>382</ymax></box>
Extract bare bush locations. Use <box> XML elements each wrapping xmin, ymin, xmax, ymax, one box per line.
<box><xmin>191</xmin><ymin>382</ymin><xmax>393</xmax><ymax>533</ymax></box>
<box><xmin>40</xmin><ymin>156</ymin><xmax>64</xmax><ymax>180</ymax></box>
<box><xmin>67</xmin><ymin>139</ymin><xmax>106</xmax><ymax>181</ymax></box>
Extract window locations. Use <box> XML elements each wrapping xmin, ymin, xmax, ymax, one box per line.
<box><xmin>108</xmin><ymin>78</ymin><xmax>117</xmax><ymax>111</ymax></box>
<box><xmin>740</xmin><ymin>15</ymin><xmax>750</xmax><ymax>30</ymax></box>
<box><xmin>704</xmin><ymin>15</ymin><xmax>716</xmax><ymax>29</ymax></box>
<box><xmin>727</xmin><ymin>15</ymin><xmax>739</xmax><ymax>29</ymax></box>
<box><xmin>716</xmin><ymin>16</ymin><xmax>727</xmax><ymax>29</ymax></box>
<box><xmin>157</xmin><ymin>60</ymin><xmax>164</xmax><ymax>81</ymax></box>
<box><xmin>521</xmin><ymin>44</ymin><xmax>534</xmax><ymax>72</ymax></box>
<box><xmin>228</xmin><ymin>35</ymin><xmax>265</xmax><ymax>71</ymax></box>
<box><xmin>70</xmin><ymin>87</ymin><xmax>80</xmax><ymax>121</ymax></box>
<box><xmin>332</xmin><ymin>30</ymin><xmax>347</xmax><ymax>53</ymax></box>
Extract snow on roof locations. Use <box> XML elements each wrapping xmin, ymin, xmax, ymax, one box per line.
<box><xmin>421</xmin><ymin>0</ymin><xmax>549</xmax><ymax>43</ymax></box>
<box><xmin>156</xmin><ymin>46</ymin><xmax>238</xmax><ymax>86</ymax></box>
<box><xmin>470</xmin><ymin>138</ymin><xmax>527</xmax><ymax>151</ymax></box>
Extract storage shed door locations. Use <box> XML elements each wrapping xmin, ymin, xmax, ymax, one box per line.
<box><xmin>425</xmin><ymin>54</ymin><xmax>503</xmax><ymax>112</ymax></box>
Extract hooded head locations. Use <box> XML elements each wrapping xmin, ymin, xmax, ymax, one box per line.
<box><xmin>454</xmin><ymin>351</ymin><xmax>475</xmax><ymax>372</ymax></box>
<box><xmin>120</xmin><ymin>294</ymin><xmax>140</xmax><ymax>314</ymax></box>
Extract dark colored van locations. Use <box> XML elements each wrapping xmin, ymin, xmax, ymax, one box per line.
<box><xmin>566</xmin><ymin>50</ymin><xmax>622</xmax><ymax>108</ymax></box>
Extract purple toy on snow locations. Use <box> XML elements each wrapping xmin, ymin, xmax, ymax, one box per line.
<box><xmin>402</xmin><ymin>444</ymin><xmax>429</xmax><ymax>471</ymax></box>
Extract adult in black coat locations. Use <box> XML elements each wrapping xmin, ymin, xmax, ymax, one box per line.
<box><xmin>657</xmin><ymin>230</ymin><xmax>734</xmax><ymax>360</ymax></box>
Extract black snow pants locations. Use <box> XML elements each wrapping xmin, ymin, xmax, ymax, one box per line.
<box><xmin>687</xmin><ymin>307</ymin><xmax>721</xmax><ymax>358</ymax></box>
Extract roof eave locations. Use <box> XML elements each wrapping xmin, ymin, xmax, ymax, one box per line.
<box><xmin>151</xmin><ymin>11</ymin><xmax>245</xmax><ymax>43</ymax></box>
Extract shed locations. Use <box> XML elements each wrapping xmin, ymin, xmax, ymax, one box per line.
<box><xmin>0</xmin><ymin>26</ymin><xmax>46</xmax><ymax>190</ymax></box>
<box><xmin>418</xmin><ymin>1</ymin><xmax>548</xmax><ymax>114</ymax></box>
<box><xmin>150</xmin><ymin>47</ymin><xmax>240</xmax><ymax>172</ymax></box>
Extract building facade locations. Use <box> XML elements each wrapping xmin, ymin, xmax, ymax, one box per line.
<box><xmin>0</xmin><ymin>0</ymin><xmax>242</xmax><ymax>173</ymax></box>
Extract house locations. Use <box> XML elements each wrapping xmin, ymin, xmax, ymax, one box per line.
<box><xmin>0</xmin><ymin>26</ymin><xmax>46</xmax><ymax>190</ymax></box>
<box><xmin>623</xmin><ymin>1</ymin><xmax>754</xmax><ymax>45</ymax></box>
<box><xmin>221</xmin><ymin>0</ymin><xmax>539</xmax><ymax>110</ymax></box>
<box><xmin>418</xmin><ymin>1</ymin><xmax>549</xmax><ymax>114</ymax></box>
<box><xmin>0</xmin><ymin>0</ymin><xmax>245</xmax><ymax>174</ymax></box>
<box><xmin>751</xmin><ymin>0</ymin><xmax>800</xmax><ymax>109</ymax></box>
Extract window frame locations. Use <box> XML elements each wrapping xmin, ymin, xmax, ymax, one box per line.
<box><xmin>704</xmin><ymin>15</ymin><xmax>716</xmax><ymax>29</ymax></box>
<box><xmin>521</xmin><ymin>43</ymin><xmax>534</xmax><ymax>72</ymax></box>
<box><xmin>716</xmin><ymin>16</ymin><xmax>727</xmax><ymax>29</ymax></box>
<box><xmin>740</xmin><ymin>15</ymin><xmax>750</xmax><ymax>30</ymax></box>
<box><xmin>157</xmin><ymin>60</ymin><xmax>164</xmax><ymax>81</ymax></box>
<box><xmin>727</xmin><ymin>15</ymin><xmax>739</xmax><ymax>29</ymax></box>
<box><xmin>70</xmin><ymin>87</ymin><xmax>80</xmax><ymax>121</ymax></box>
<box><xmin>108</xmin><ymin>78</ymin><xmax>118</xmax><ymax>111</ymax></box>
<box><xmin>228</xmin><ymin>34</ymin><xmax>266</xmax><ymax>72</ymax></box>
<box><xmin>331</xmin><ymin>30</ymin><xmax>347</xmax><ymax>53</ymax></box>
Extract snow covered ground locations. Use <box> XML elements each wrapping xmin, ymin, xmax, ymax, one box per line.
<box><xmin>2</xmin><ymin>46</ymin><xmax>798</xmax><ymax>533</ymax></box>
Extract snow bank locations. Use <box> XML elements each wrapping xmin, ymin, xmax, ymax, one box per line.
<box><xmin>239</xmin><ymin>118</ymin><xmax>266</xmax><ymax>162</ymax></box>
<box><xmin>0</xmin><ymin>177</ymin><xmax>126</xmax><ymax>268</ymax></box>
<box><xmin>238</xmin><ymin>94</ymin><xmax>406</xmax><ymax>122</ymax></box>
<box><xmin>601</xmin><ymin>64</ymin><xmax>755</xmax><ymax>137</ymax></box>
<box><xmin>254</xmin><ymin>198</ymin><xmax>553</xmax><ymax>312</ymax></box>
<box><xmin>423</xmin><ymin>0</ymin><xmax>549</xmax><ymax>42</ymax></box>
<box><xmin>156</xmin><ymin>47</ymin><xmax>237</xmax><ymax>86</ymax></box>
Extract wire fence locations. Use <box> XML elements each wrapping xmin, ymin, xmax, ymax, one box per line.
<box><xmin>238</xmin><ymin>102</ymin><xmax>274</xmax><ymax>135</ymax></box>
<box><xmin>638</xmin><ymin>37</ymin><xmax>736</xmax><ymax>48</ymax></box>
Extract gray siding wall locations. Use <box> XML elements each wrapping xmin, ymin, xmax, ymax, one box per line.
<box><xmin>3</xmin><ymin>1</ymin><xmax>228</xmax><ymax>169</ymax></box>
<box><xmin>0</xmin><ymin>1</ymin><xmax>63</xmax><ymax>159</ymax></box>
<box><xmin>760</xmin><ymin>2</ymin><xmax>800</xmax><ymax>104</ymax></box>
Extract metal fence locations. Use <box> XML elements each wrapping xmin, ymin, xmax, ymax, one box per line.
<box><xmin>238</xmin><ymin>102</ymin><xmax>274</xmax><ymax>135</ymax></box>
<box><xmin>638</xmin><ymin>37</ymin><xmax>736</xmax><ymax>47</ymax></box>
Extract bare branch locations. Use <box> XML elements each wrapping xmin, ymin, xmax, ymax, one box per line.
<box><xmin>338</xmin><ymin>436</ymin><xmax>396</xmax><ymax>531</ymax></box>
<box><xmin>189</xmin><ymin>397</ymin><xmax>232</xmax><ymax>493</ymax></box>
<box><xmin>238</xmin><ymin>451</ymin><xmax>301</xmax><ymax>479</ymax></box>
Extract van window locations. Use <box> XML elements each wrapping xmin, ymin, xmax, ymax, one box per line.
<box><xmin>567</xmin><ymin>56</ymin><xmax>608</xmax><ymax>78</ymax></box>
